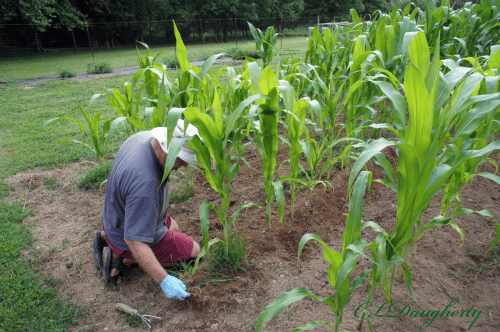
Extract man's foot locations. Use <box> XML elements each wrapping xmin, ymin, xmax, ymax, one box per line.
<box><xmin>93</xmin><ymin>230</ymin><xmax>105</xmax><ymax>269</ymax></box>
<box><xmin>102</xmin><ymin>247</ymin><xmax>125</xmax><ymax>285</ymax></box>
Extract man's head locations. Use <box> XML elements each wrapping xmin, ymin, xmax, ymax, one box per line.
<box><xmin>150</xmin><ymin>119</ymin><xmax>199</xmax><ymax>168</ymax></box>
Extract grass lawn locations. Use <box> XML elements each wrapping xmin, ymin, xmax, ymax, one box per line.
<box><xmin>0</xmin><ymin>36</ymin><xmax>308</xmax><ymax>330</ymax></box>
<box><xmin>0</xmin><ymin>35</ymin><xmax>309</xmax><ymax>80</ymax></box>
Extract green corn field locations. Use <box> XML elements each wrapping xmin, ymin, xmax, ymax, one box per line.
<box><xmin>34</xmin><ymin>0</ymin><xmax>500</xmax><ymax>330</ymax></box>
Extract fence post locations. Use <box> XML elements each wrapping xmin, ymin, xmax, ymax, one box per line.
<box><xmin>317</xmin><ymin>16</ymin><xmax>320</xmax><ymax>30</ymax></box>
<box><xmin>235</xmin><ymin>17</ymin><xmax>238</xmax><ymax>47</ymax></box>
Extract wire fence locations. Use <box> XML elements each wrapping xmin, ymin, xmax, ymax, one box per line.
<box><xmin>0</xmin><ymin>17</ymin><xmax>318</xmax><ymax>53</ymax></box>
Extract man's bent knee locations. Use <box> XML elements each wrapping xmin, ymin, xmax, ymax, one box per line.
<box><xmin>169</xmin><ymin>218</ymin><xmax>181</xmax><ymax>232</ymax></box>
<box><xmin>190</xmin><ymin>241</ymin><xmax>200</xmax><ymax>258</ymax></box>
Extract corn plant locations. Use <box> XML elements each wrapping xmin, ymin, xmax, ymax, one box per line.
<box><xmin>248</xmin><ymin>22</ymin><xmax>279</xmax><ymax>68</ymax></box>
<box><xmin>182</xmin><ymin>92</ymin><xmax>267</xmax><ymax>271</ymax></box>
<box><xmin>347</xmin><ymin>33</ymin><xmax>500</xmax><ymax>313</ymax></box>
<box><xmin>89</xmin><ymin>80</ymin><xmax>143</xmax><ymax>136</ymax></box>
<box><xmin>256</xmin><ymin>172</ymin><xmax>374</xmax><ymax>332</ymax></box>
<box><xmin>425</xmin><ymin>0</ymin><xmax>500</xmax><ymax>58</ymax></box>
<box><xmin>242</xmin><ymin>63</ymin><xmax>285</xmax><ymax>226</ymax></box>
<box><xmin>40</xmin><ymin>102</ymin><xmax>126</xmax><ymax>164</ymax></box>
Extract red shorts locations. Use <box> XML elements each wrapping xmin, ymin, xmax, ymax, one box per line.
<box><xmin>102</xmin><ymin>215</ymin><xmax>194</xmax><ymax>264</ymax></box>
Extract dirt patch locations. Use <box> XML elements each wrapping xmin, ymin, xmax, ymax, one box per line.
<box><xmin>5</xmin><ymin>144</ymin><xmax>500</xmax><ymax>331</ymax></box>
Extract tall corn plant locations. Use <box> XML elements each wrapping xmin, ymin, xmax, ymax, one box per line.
<box><xmin>256</xmin><ymin>172</ymin><xmax>374</xmax><ymax>332</ymax></box>
<box><xmin>244</xmin><ymin>62</ymin><xmax>285</xmax><ymax>226</ymax></box>
<box><xmin>182</xmin><ymin>93</ymin><xmax>268</xmax><ymax>269</ymax></box>
<box><xmin>348</xmin><ymin>32</ymin><xmax>500</xmax><ymax>309</ymax></box>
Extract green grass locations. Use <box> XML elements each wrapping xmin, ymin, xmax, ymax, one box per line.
<box><xmin>0</xmin><ymin>200</ymin><xmax>80</xmax><ymax>331</ymax></box>
<box><xmin>0</xmin><ymin>36</ymin><xmax>308</xmax><ymax>80</ymax></box>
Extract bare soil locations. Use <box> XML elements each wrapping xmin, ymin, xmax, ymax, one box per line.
<box><xmin>5</xmin><ymin>144</ymin><xmax>500</xmax><ymax>332</ymax></box>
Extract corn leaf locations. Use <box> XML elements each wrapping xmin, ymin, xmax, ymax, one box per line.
<box><xmin>173</xmin><ymin>21</ymin><xmax>190</xmax><ymax>73</ymax></box>
<box><xmin>255</xmin><ymin>287</ymin><xmax>320</xmax><ymax>332</ymax></box>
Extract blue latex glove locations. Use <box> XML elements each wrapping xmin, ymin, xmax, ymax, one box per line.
<box><xmin>160</xmin><ymin>275</ymin><xmax>190</xmax><ymax>300</ymax></box>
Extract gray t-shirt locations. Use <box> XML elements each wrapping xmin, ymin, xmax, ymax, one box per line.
<box><xmin>102</xmin><ymin>132</ymin><xmax>169</xmax><ymax>251</ymax></box>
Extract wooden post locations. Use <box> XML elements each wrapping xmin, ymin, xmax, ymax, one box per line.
<box><xmin>235</xmin><ymin>17</ymin><xmax>238</xmax><ymax>47</ymax></box>
<box><xmin>317</xmin><ymin>16</ymin><xmax>320</xmax><ymax>30</ymax></box>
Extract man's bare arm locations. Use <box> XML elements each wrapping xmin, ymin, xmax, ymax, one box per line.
<box><xmin>124</xmin><ymin>238</ymin><xmax>167</xmax><ymax>285</ymax></box>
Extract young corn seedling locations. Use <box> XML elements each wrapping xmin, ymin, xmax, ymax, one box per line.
<box><xmin>40</xmin><ymin>102</ymin><xmax>126</xmax><ymax>164</ymax></box>
<box><xmin>256</xmin><ymin>171</ymin><xmax>374</xmax><ymax>332</ymax></box>
<box><xmin>248</xmin><ymin>22</ymin><xmax>279</xmax><ymax>68</ymax></box>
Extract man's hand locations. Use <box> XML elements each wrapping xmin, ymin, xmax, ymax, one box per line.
<box><xmin>160</xmin><ymin>275</ymin><xmax>190</xmax><ymax>300</ymax></box>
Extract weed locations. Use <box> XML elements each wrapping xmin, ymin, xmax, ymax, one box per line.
<box><xmin>447</xmin><ymin>246</ymin><xmax>500</xmax><ymax>279</ymax></box>
<box><xmin>297</xmin><ymin>167</ymin><xmax>312</xmax><ymax>179</ymax></box>
<box><xmin>76</xmin><ymin>324</ymin><xmax>95</xmax><ymax>332</ymax></box>
<box><xmin>207</xmin><ymin>229</ymin><xmax>249</xmax><ymax>272</ymax></box>
<box><xmin>58</xmin><ymin>68</ymin><xmax>77</xmax><ymax>78</ymax></box>
<box><xmin>121</xmin><ymin>308</ymin><xmax>143</xmax><ymax>327</ymax></box>
<box><xmin>43</xmin><ymin>175</ymin><xmax>58</xmax><ymax>190</ymax></box>
<box><xmin>86</xmin><ymin>61</ymin><xmax>112</xmax><ymax>74</ymax></box>
<box><xmin>170</xmin><ymin>184</ymin><xmax>194</xmax><ymax>204</ymax></box>
<box><xmin>43</xmin><ymin>243</ymin><xmax>58</xmax><ymax>254</ymax></box>
<box><xmin>62</xmin><ymin>236</ymin><xmax>70</xmax><ymax>250</ymax></box>
<box><xmin>74</xmin><ymin>259</ymin><xmax>83</xmax><ymax>270</ymax></box>
<box><xmin>0</xmin><ymin>74</ymin><xmax>18</xmax><ymax>87</ymax></box>
<box><xmin>163</xmin><ymin>56</ymin><xmax>180</xmax><ymax>69</ymax></box>
<box><xmin>225</xmin><ymin>47</ymin><xmax>260</xmax><ymax>60</ymax></box>
<box><xmin>169</xmin><ymin>166</ymin><xmax>195</xmax><ymax>203</ymax></box>
<box><xmin>165</xmin><ymin>259</ymin><xmax>195</xmax><ymax>280</ymax></box>
<box><xmin>46</xmin><ymin>192</ymin><xmax>57</xmax><ymax>203</ymax></box>
<box><xmin>78</xmin><ymin>161</ymin><xmax>113</xmax><ymax>190</ymax></box>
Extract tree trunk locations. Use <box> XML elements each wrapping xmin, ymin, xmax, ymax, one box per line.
<box><xmin>33</xmin><ymin>28</ymin><xmax>42</xmax><ymax>53</ymax></box>
<box><xmin>71</xmin><ymin>30</ymin><xmax>78</xmax><ymax>51</ymax></box>
<box><xmin>106</xmin><ymin>39</ymin><xmax>110</xmax><ymax>50</ymax></box>
<box><xmin>111</xmin><ymin>37</ymin><xmax>115</xmax><ymax>49</ymax></box>
<box><xmin>223</xmin><ymin>19</ymin><xmax>228</xmax><ymax>43</ymax></box>
<box><xmin>199</xmin><ymin>14</ymin><xmax>205</xmax><ymax>44</ymax></box>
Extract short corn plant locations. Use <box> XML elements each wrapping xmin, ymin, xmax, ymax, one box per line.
<box><xmin>248</xmin><ymin>22</ymin><xmax>279</xmax><ymax>68</ymax></box>
<box><xmin>40</xmin><ymin>102</ymin><xmax>126</xmax><ymax>164</ymax></box>
<box><xmin>256</xmin><ymin>172</ymin><xmax>374</xmax><ymax>332</ymax></box>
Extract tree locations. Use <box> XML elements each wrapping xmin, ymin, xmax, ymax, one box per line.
<box><xmin>53</xmin><ymin>0</ymin><xmax>86</xmax><ymax>51</ymax></box>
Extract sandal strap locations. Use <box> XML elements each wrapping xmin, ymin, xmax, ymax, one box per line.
<box><xmin>108</xmin><ymin>256</ymin><xmax>125</xmax><ymax>286</ymax></box>
<box><xmin>111</xmin><ymin>256</ymin><xmax>125</xmax><ymax>272</ymax></box>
